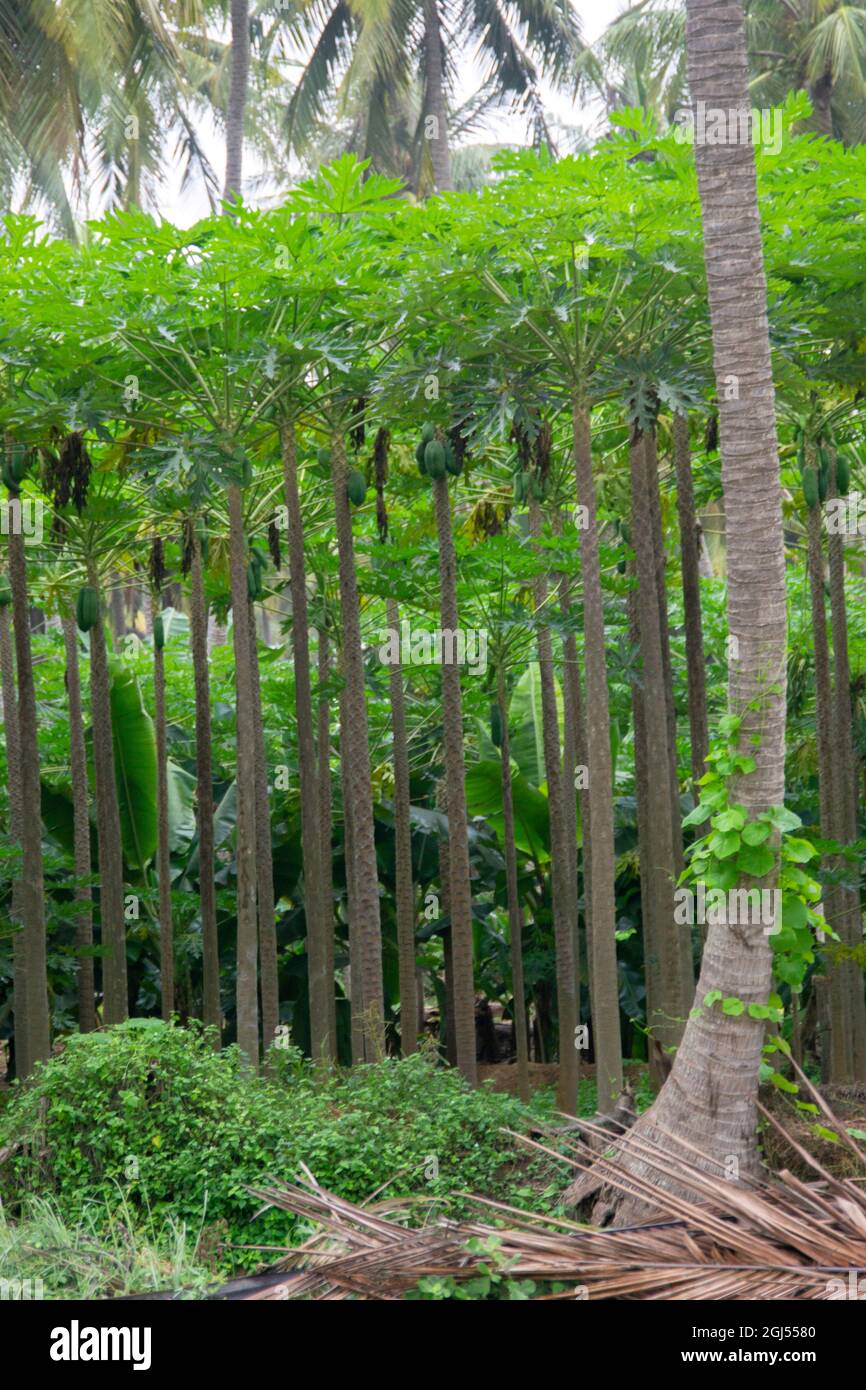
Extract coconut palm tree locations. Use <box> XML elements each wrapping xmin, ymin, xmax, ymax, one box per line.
<box><xmin>577</xmin><ymin>0</ymin><xmax>789</xmax><ymax>1223</ymax></box>
<box><xmin>0</xmin><ymin>0</ymin><xmax>224</xmax><ymax>231</ymax></box>
<box><xmin>283</xmin><ymin>0</ymin><xmax>583</xmax><ymax>192</ymax></box>
<box><xmin>590</xmin><ymin>0</ymin><xmax>866</xmax><ymax>144</ymax></box>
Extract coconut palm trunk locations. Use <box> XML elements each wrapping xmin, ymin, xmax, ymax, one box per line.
<box><xmin>1</xmin><ymin>595</ymin><xmax>27</xmax><ymax>1073</ymax></box>
<box><xmin>281</xmin><ymin>421</ymin><xmax>330</xmax><ymax>1062</ymax></box>
<box><xmin>577</xmin><ymin>0</ymin><xmax>789</xmax><ymax>1220</ymax></box>
<box><xmin>673</xmin><ymin>413</ymin><xmax>710</xmax><ymax>803</ymax></box>
<box><xmin>497</xmin><ymin>664</ymin><xmax>530</xmax><ymax>1101</ymax></box>
<box><xmin>331</xmin><ymin>433</ymin><xmax>384</xmax><ymax>1057</ymax></box>
<box><xmin>153</xmin><ymin>600</ymin><xmax>174</xmax><ymax>1021</ymax></box>
<box><xmin>189</xmin><ymin>532</ymin><xmax>220</xmax><ymax>1039</ymax></box>
<box><xmin>422</xmin><ymin>0</ymin><xmax>452</xmax><ymax>192</ymax></box>
<box><xmin>62</xmin><ymin>616</ymin><xmax>96</xmax><ymax>1033</ymax></box>
<box><xmin>227</xmin><ymin>482</ymin><xmax>260</xmax><ymax>1068</ymax></box>
<box><xmin>431</xmin><ymin>472</ymin><xmax>477</xmax><ymax>1084</ymax></box>
<box><xmin>386</xmin><ymin>596</ymin><xmax>418</xmax><ymax>1055</ymax></box>
<box><xmin>224</xmin><ymin>0</ymin><xmax>250</xmax><ymax>202</ymax></box>
<box><xmin>87</xmin><ymin>564</ymin><xmax>128</xmax><ymax>1027</ymax></box>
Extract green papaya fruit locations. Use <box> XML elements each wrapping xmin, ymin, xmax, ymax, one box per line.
<box><xmin>836</xmin><ymin>453</ymin><xmax>851</xmax><ymax>496</ymax></box>
<box><xmin>421</xmin><ymin>422</ymin><xmax>435</xmax><ymax>445</ymax></box>
<box><xmin>76</xmin><ymin>585</ymin><xmax>100</xmax><ymax>633</ymax></box>
<box><xmin>818</xmin><ymin>459</ymin><xmax>829</xmax><ymax>503</ymax></box>
<box><xmin>444</xmin><ymin>443</ymin><xmax>462</xmax><ymax>476</ymax></box>
<box><xmin>530</xmin><ymin>476</ymin><xmax>544</xmax><ymax>500</ymax></box>
<box><xmin>1</xmin><ymin>462</ymin><xmax>19</xmax><ymax>494</ymax></box>
<box><xmin>0</xmin><ymin>575</ymin><xmax>11</xmax><ymax>607</ymax></box>
<box><xmin>347</xmin><ymin>469</ymin><xmax>367</xmax><ymax>506</ymax></box>
<box><xmin>490</xmin><ymin>702</ymin><xmax>502</xmax><ymax>749</ymax></box>
<box><xmin>154</xmin><ymin>613</ymin><xmax>165</xmax><ymax>651</ymax></box>
<box><xmin>9</xmin><ymin>446</ymin><xmax>28</xmax><ymax>483</ymax></box>
<box><xmin>247</xmin><ymin>560</ymin><xmax>263</xmax><ymax>601</ymax></box>
<box><xmin>802</xmin><ymin>466</ymin><xmax>819</xmax><ymax>510</ymax></box>
<box><xmin>415</xmin><ymin>440</ymin><xmax>428</xmax><ymax>475</ymax></box>
<box><xmin>317</xmin><ymin>447</ymin><xmax>331</xmax><ymax>467</ymax></box>
<box><xmin>424</xmin><ymin>441</ymin><xmax>446</xmax><ymax>479</ymax></box>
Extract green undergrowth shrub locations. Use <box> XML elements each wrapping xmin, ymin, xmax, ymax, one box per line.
<box><xmin>0</xmin><ymin>1021</ymin><xmax>565</xmax><ymax>1273</ymax></box>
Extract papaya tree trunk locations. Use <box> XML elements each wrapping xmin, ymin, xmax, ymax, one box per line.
<box><xmin>437</xmin><ymin>778</ymin><xmax>458</xmax><ymax>1067</ymax></box>
<box><xmin>247</xmin><ymin>598</ymin><xmax>279</xmax><ymax>1054</ymax></box>
<box><xmin>227</xmin><ymin>482</ymin><xmax>260</xmax><ymax>1068</ymax></box>
<box><xmin>153</xmin><ymin>602</ymin><xmax>174</xmax><ymax>1021</ymax></box>
<box><xmin>189</xmin><ymin>532</ymin><xmax>220</xmax><ymax>1040</ymax></box>
<box><xmin>673</xmin><ymin>413</ymin><xmax>710</xmax><ymax>802</ymax></box>
<box><xmin>807</xmin><ymin>498</ymin><xmax>851</xmax><ymax>1080</ymax></box>
<box><xmin>630</xmin><ymin>431</ymin><xmax>687</xmax><ymax>1054</ymax></box>
<box><xmin>340</xmin><ymin>676</ymin><xmax>365</xmax><ymax>1064</ymax></box>
<box><xmin>527</xmin><ymin>490</ymin><xmax>578</xmax><ymax>1114</ymax></box>
<box><xmin>497</xmin><ymin>664</ymin><xmax>529</xmax><ymax>1102</ymax></box>
<box><xmin>63</xmin><ymin>616</ymin><xmax>96</xmax><ymax>1033</ymax></box>
<box><xmin>571</xmin><ymin>399</ymin><xmax>619</xmax><ymax>1103</ymax></box>
<box><xmin>317</xmin><ymin>621</ymin><xmax>337</xmax><ymax>1051</ymax></box>
<box><xmin>827</xmin><ymin>456</ymin><xmax>866</xmax><ymax>1078</ymax></box>
<box><xmin>628</xmin><ymin>566</ymin><xmax>664</xmax><ymax>1086</ymax></box>
<box><xmin>646</xmin><ymin>429</ymin><xmax>694</xmax><ymax>998</ymax></box>
<box><xmin>386</xmin><ymin>596</ymin><xmax>418</xmax><ymax>1055</ymax></box>
<box><xmin>330</xmin><ymin>433</ymin><xmax>384</xmax><ymax>1058</ymax></box>
<box><xmin>432</xmin><ymin>472</ymin><xmax>477</xmax><ymax>1084</ymax></box>
<box><xmin>8</xmin><ymin>524</ymin><xmax>49</xmax><ymax>1067</ymax></box>
<box><xmin>87</xmin><ymin>564</ymin><xmax>127</xmax><ymax>1027</ymax></box>
<box><xmin>0</xmin><ymin>597</ymin><xmax>27</xmax><ymax>1073</ymax></box>
<box><xmin>282</xmin><ymin>421</ymin><xmax>330</xmax><ymax>1062</ymax></box>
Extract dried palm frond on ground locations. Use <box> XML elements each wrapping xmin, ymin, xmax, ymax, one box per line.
<box><xmin>231</xmin><ymin>1087</ymin><xmax>866</xmax><ymax>1300</ymax></box>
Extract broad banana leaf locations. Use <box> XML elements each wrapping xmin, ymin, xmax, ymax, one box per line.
<box><xmin>109</xmin><ymin>665</ymin><xmax>158</xmax><ymax>869</ymax></box>
<box><xmin>465</xmin><ymin>759</ymin><xmax>550</xmax><ymax>862</ymax></box>
<box><xmin>508</xmin><ymin>661</ymin><xmax>563</xmax><ymax>785</ymax></box>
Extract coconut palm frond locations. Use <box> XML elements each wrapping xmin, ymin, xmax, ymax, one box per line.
<box><xmin>284</xmin><ymin>0</ymin><xmax>357</xmax><ymax>151</ymax></box>
<box><xmin>232</xmin><ymin>1083</ymin><xmax>866</xmax><ymax>1301</ymax></box>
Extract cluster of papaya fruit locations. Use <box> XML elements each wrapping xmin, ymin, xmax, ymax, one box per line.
<box><xmin>797</xmin><ymin>427</ymin><xmax>851</xmax><ymax>510</ymax></box>
<box><xmin>415</xmin><ymin>423</ymin><xmax>462</xmax><ymax>480</ymax></box>
<box><xmin>1</xmin><ymin>445</ymin><xmax>30</xmax><ymax>494</ymax></box>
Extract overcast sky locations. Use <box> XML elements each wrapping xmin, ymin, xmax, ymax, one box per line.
<box><xmin>158</xmin><ymin>0</ymin><xmax>628</xmax><ymax>224</ymax></box>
